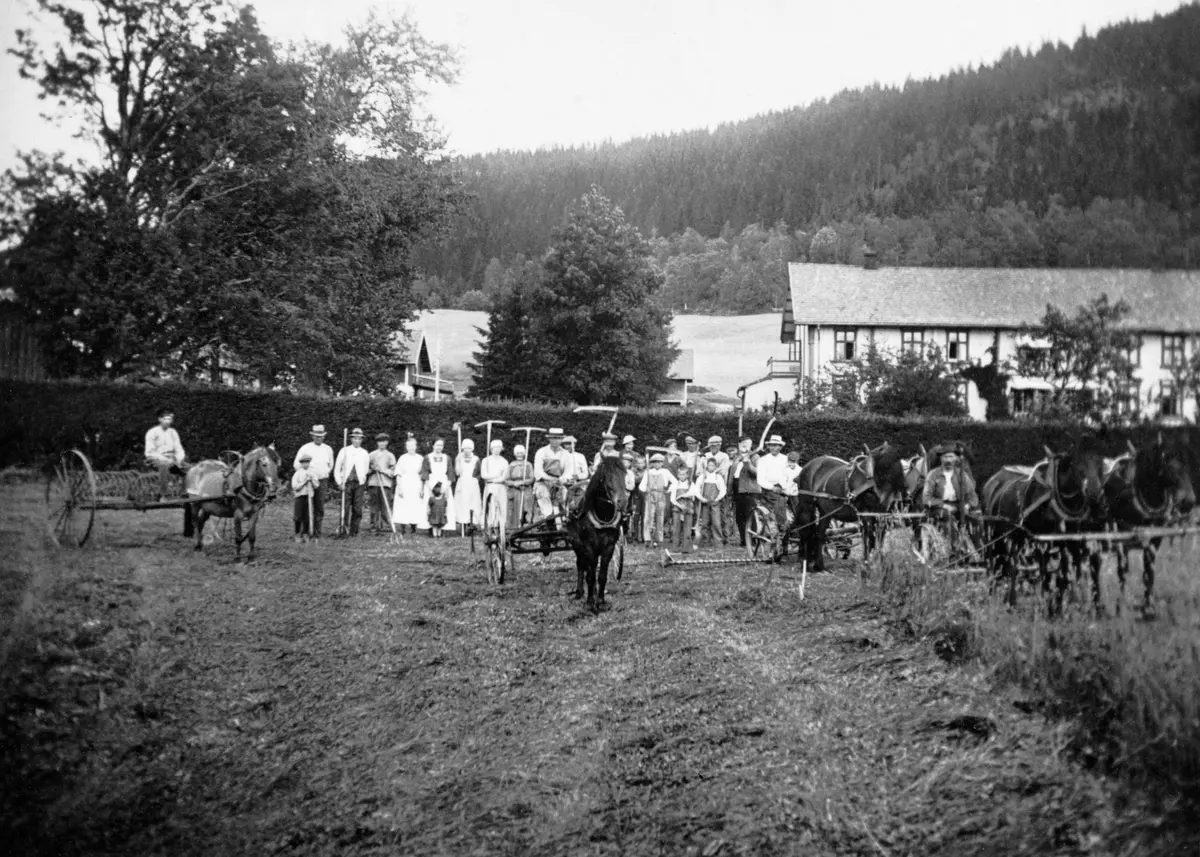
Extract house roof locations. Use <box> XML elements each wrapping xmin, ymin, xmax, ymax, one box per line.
<box><xmin>787</xmin><ymin>263</ymin><xmax>1200</xmax><ymax>333</ymax></box>
<box><xmin>669</xmin><ymin>349</ymin><xmax>695</xmax><ymax>381</ymax></box>
<box><xmin>390</xmin><ymin>328</ymin><xmax>433</xmax><ymax>373</ymax></box>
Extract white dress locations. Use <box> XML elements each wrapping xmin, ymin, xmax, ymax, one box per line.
<box><xmin>421</xmin><ymin>453</ymin><xmax>456</xmax><ymax>530</ymax></box>
<box><xmin>454</xmin><ymin>453</ymin><xmax>483</xmax><ymax>527</ymax></box>
<box><xmin>391</xmin><ymin>452</ymin><xmax>426</xmax><ymax>526</ymax></box>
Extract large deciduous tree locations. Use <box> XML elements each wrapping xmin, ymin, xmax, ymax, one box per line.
<box><xmin>3</xmin><ymin>0</ymin><xmax>463</xmax><ymax>392</ymax></box>
<box><xmin>470</xmin><ymin>188</ymin><xmax>677</xmax><ymax>405</ymax></box>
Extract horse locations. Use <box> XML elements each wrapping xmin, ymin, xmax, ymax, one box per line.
<box><xmin>980</xmin><ymin>434</ymin><xmax>1106</xmax><ymax>612</ymax></box>
<box><xmin>566</xmin><ymin>457</ymin><xmax>630</xmax><ymax>613</ymax></box>
<box><xmin>1098</xmin><ymin>434</ymin><xmax>1196</xmax><ymax>614</ymax></box>
<box><xmin>182</xmin><ymin>445</ymin><xmax>281</xmax><ymax>562</ymax></box>
<box><xmin>794</xmin><ymin>441</ymin><xmax>907</xmax><ymax>571</ymax></box>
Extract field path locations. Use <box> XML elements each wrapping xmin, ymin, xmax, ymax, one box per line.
<box><xmin>1</xmin><ymin>485</ymin><xmax>1139</xmax><ymax>856</ymax></box>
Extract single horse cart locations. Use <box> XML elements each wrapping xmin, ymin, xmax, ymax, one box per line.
<box><xmin>44</xmin><ymin>449</ymin><xmax>234</xmax><ymax>548</ymax></box>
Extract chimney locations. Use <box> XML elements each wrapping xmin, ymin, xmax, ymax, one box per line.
<box><xmin>862</xmin><ymin>245</ymin><xmax>878</xmax><ymax>270</ymax></box>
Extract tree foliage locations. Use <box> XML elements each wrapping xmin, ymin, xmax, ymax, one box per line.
<box><xmin>2</xmin><ymin>0</ymin><xmax>463</xmax><ymax>391</ymax></box>
<box><xmin>1017</xmin><ymin>294</ymin><xmax>1137</xmax><ymax>417</ymax></box>
<box><xmin>470</xmin><ymin>188</ymin><xmax>678</xmax><ymax>405</ymax></box>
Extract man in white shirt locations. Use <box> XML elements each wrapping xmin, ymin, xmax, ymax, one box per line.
<box><xmin>562</xmin><ymin>435</ymin><xmax>591</xmax><ymax>499</ymax></box>
<box><xmin>533</xmin><ymin>428</ymin><xmax>574</xmax><ymax>520</ymax></box>
<box><xmin>145</xmin><ymin>407</ymin><xmax>186</xmax><ymax>501</ymax></box>
<box><xmin>334</xmin><ymin>427</ymin><xmax>370</xmax><ymax>536</ymax></box>
<box><xmin>294</xmin><ymin>424</ymin><xmax>335</xmax><ymax>539</ymax></box>
<box><xmin>756</xmin><ymin>434</ymin><xmax>791</xmax><ymax>533</ymax></box>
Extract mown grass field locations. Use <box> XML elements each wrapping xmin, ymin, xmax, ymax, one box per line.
<box><xmin>2</xmin><ymin>481</ymin><xmax>1198</xmax><ymax>856</ymax></box>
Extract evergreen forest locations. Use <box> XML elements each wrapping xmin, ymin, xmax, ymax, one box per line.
<box><xmin>417</xmin><ymin>3</ymin><xmax>1200</xmax><ymax>314</ymax></box>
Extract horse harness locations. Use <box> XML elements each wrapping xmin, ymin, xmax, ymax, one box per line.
<box><xmin>1007</xmin><ymin>456</ymin><xmax>1089</xmax><ymax>526</ymax></box>
<box><xmin>795</xmin><ymin>455</ymin><xmax>877</xmax><ymax>508</ymax></box>
<box><xmin>1104</xmin><ymin>452</ymin><xmax>1170</xmax><ymax>521</ymax></box>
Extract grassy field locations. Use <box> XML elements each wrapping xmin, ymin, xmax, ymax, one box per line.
<box><xmin>2</xmin><ymin>483</ymin><xmax>1198</xmax><ymax>855</ymax></box>
<box><xmin>412</xmin><ymin>310</ymin><xmax>782</xmax><ymax>399</ymax></box>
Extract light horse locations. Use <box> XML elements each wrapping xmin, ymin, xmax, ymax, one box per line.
<box><xmin>183</xmin><ymin>445</ymin><xmax>281</xmax><ymax>562</ymax></box>
<box><xmin>566</xmin><ymin>457</ymin><xmax>630</xmax><ymax>613</ymax></box>
<box><xmin>980</xmin><ymin>435</ymin><xmax>1106</xmax><ymax>612</ymax></box>
<box><xmin>794</xmin><ymin>442</ymin><xmax>907</xmax><ymax>571</ymax></box>
<box><xmin>1097</xmin><ymin>434</ymin><xmax>1196</xmax><ymax>614</ymax></box>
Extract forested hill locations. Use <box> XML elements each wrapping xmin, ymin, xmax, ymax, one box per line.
<box><xmin>419</xmin><ymin>3</ymin><xmax>1200</xmax><ymax>311</ymax></box>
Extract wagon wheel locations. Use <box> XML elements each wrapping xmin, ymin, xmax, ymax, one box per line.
<box><xmin>45</xmin><ymin>449</ymin><xmax>97</xmax><ymax>547</ymax></box>
<box><xmin>482</xmin><ymin>494</ymin><xmax>507</xmax><ymax>585</ymax></box>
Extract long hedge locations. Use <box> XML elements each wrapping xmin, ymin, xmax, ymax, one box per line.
<box><xmin>2</xmin><ymin>379</ymin><xmax>1196</xmax><ymax>480</ymax></box>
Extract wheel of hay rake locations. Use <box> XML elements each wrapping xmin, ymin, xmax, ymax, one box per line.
<box><xmin>45</xmin><ymin>449</ymin><xmax>97</xmax><ymax>547</ymax></box>
<box><xmin>745</xmin><ymin>504</ymin><xmax>777</xmax><ymax>560</ymax></box>
<box><xmin>482</xmin><ymin>494</ymin><xmax>506</xmax><ymax>585</ymax></box>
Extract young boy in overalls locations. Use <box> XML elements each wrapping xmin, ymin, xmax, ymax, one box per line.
<box><xmin>696</xmin><ymin>457</ymin><xmax>727</xmax><ymax>548</ymax></box>
<box><xmin>638</xmin><ymin>453</ymin><xmax>677</xmax><ymax>547</ymax></box>
<box><xmin>670</xmin><ymin>471</ymin><xmax>698</xmax><ymax>554</ymax></box>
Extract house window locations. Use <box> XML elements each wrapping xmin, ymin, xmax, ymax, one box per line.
<box><xmin>1116</xmin><ymin>382</ymin><xmax>1140</xmax><ymax>417</ymax></box>
<box><xmin>834</xmin><ymin>328</ymin><xmax>856</xmax><ymax>361</ymax></box>
<box><xmin>787</xmin><ymin>339</ymin><xmax>801</xmax><ymax>362</ymax></box>
<box><xmin>953</xmin><ymin>381</ymin><xmax>970</xmax><ymax>409</ymax></box>
<box><xmin>1018</xmin><ymin>345</ymin><xmax>1049</xmax><ymax>376</ymax></box>
<box><xmin>1160</xmin><ymin>381</ymin><xmax>1179</xmax><ymax>418</ymax></box>
<box><xmin>946</xmin><ymin>330</ymin><xmax>969</xmax><ymax>363</ymax></box>
<box><xmin>1011</xmin><ymin>388</ymin><xmax>1048</xmax><ymax>416</ymax></box>
<box><xmin>1125</xmin><ymin>335</ymin><xmax>1141</xmax><ymax>368</ymax></box>
<box><xmin>901</xmin><ymin>330</ymin><xmax>924</xmax><ymax>355</ymax></box>
<box><xmin>1162</xmin><ymin>335</ymin><xmax>1186</xmax><ymax>369</ymax></box>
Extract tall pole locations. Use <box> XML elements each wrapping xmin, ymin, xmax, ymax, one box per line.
<box><xmin>434</xmin><ymin>336</ymin><xmax>443</xmax><ymax>403</ymax></box>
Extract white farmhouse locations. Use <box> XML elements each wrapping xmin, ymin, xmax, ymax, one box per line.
<box><xmin>743</xmin><ymin>259</ymin><xmax>1200</xmax><ymax>422</ymax></box>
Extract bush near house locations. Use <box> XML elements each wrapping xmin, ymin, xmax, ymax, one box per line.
<box><xmin>2</xmin><ymin>380</ymin><xmax>1197</xmax><ymax>478</ymax></box>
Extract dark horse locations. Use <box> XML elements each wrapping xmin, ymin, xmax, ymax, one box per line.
<box><xmin>794</xmin><ymin>442</ymin><xmax>907</xmax><ymax>571</ymax></box>
<box><xmin>980</xmin><ymin>435</ymin><xmax>1106</xmax><ymax>611</ymax></box>
<box><xmin>1098</xmin><ymin>435</ymin><xmax>1196</xmax><ymax>614</ymax></box>
<box><xmin>567</xmin><ymin>457</ymin><xmax>630</xmax><ymax>613</ymax></box>
<box><xmin>182</xmin><ymin>445</ymin><xmax>281</xmax><ymax>562</ymax></box>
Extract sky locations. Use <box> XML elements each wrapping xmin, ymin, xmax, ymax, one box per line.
<box><xmin>0</xmin><ymin>0</ymin><xmax>1190</xmax><ymax>172</ymax></box>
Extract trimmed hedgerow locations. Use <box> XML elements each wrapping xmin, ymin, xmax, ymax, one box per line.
<box><xmin>2</xmin><ymin>379</ymin><xmax>1196</xmax><ymax>480</ymax></box>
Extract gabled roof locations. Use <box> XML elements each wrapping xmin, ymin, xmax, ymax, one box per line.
<box><xmin>787</xmin><ymin>263</ymin><xmax>1200</xmax><ymax>333</ymax></box>
<box><xmin>669</xmin><ymin>349</ymin><xmax>695</xmax><ymax>381</ymax></box>
<box><xmin>391</xmin><ymin>328</ymin><xmax>433</xmax><ymax>373</ymax></box>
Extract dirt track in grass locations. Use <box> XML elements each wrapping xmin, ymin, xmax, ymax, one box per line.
<box><xmin>0</xmin><ymin>482</ymin><xmax>1181</xmax><ymax>856</ymax></box>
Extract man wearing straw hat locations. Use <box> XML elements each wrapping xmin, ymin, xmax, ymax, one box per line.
<box><xmin>334</xmin><ymin>427</ymin><xmax>370</xmax><ymax>537</ymax></box>
<box><xmin>294</xmin><ymin>425</ymin><xmax>334</xmax><ymax>539</ymax></box>
<box><xmin>534</xmin><ymin>428</ymin><xmax>573</xmax><ymax>521</ymax></box>
<box><xmin>757</xmin><ymin>434</ymin><xmax>791</xmax><ymax>533</ymax></box>
<box><xmin>366</xmin><ymin>433</ymin><xmax>396</xmax><ymax>534</ymax></box>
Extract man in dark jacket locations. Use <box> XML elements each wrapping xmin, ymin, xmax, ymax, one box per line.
<box><xmin>728</xmin><ymin>436</ymin><xmax>761</xmax><ymax>547</ymax></box>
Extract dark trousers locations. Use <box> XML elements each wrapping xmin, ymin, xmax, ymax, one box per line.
<box><xmin>734</xmin><ymin>491</ymin><xmax>760</xmax><ymax>546</ymax></box>
<box><xmin>311</xmin><ymin>479</ymin><xmax>326</xmax><ymax>536</ymax></box>
<box><xmin>765</xmin><ymin>489</ymin><xmax>788</xmax><ymax>533</ymax></box>
<box><xmin>368</xmin><ymin>485</ymin><xmax>393</xmax><ymax>530</ymax></box>
<box><xmin>672</xmin><ymin>504</ymin><xmax>695</xmax><ymax>552</ymax></box>
<box><xmin>294</xmin><ymin>496</ymin><xmax>312</xmax><ymax>535</ymax></box>
<box><xmin>341</xmin><ymin>479</ymin><xmax>365</xmax><ymax>535</ymax></box>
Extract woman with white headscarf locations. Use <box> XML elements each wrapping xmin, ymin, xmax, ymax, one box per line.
<box><xmin>479</xmin><ymin>439</ymin><xmax>509</xmax><ymax>529</ymax></box>
<box><xmin>506</xmin><ymin>444</ymin><xmax>535</xmax><ymax>530</ymax></box>
<box><xmin>392</xmin><ymin>434</ymin><xmax>427</xmax><ymax>533</ymax></box>
<box><xmin>419</xmin><ymin>437</ymin><xmax>456</xmax><ymax>531</ymax></box>
<box><xmin>454</xmin><ymin>438</ymin><xmax>482</xmax><ymax>534</ymax></box>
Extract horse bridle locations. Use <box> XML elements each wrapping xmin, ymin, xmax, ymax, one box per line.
<box><xmin>584</xmin><ymin>470</ymin><xmax>626</xmax><ymax>530</ymax></box>
<box><xmin>1113</xmin><ymin>450</ymin><xmax>1171</xmax><ymax>520</ymax></box>
<box><xmin>796</xmin><ymin>456</ymin><xmax>877</xmax><ymax>506</ymax></box>
<box><xmin>236</xmin><ymin>449</ymin><xmax>275</xmax><ymax>503</ymax></box>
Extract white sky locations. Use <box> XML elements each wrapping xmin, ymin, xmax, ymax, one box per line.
<box><xmin>0</xmin><ymin>0</ymin><xmax>1190</xmax><ymax>171</ymax></box>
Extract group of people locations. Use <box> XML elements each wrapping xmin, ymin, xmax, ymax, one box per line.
<box><xmin>146</xmin><ymin>409</ymin><xmax>981</xmax><ymax>546</ymax></box>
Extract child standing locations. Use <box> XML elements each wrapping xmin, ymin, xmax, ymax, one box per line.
<box><xmin>670</xmin><ymin>471</ymin><xmax>698</xmax><ymax>554</ymax></box>
<box><xmin>292</xmin><ymin>454</ymin><xmax>319</xmax><ymax>541</ymax></box>
<box><xmin>427</xmin><ymin>483</ymin><xmax>448</xmax><ymax>538</ymax></box>
<box><xmin>638</xmin><ymin>453</ymin><xmax>677</xmax><ymax>547</ymax></box>
<box><xmin>696</xmin><ymin>457</ymin><xmax>727</xmax><ymax>547</ymax></box>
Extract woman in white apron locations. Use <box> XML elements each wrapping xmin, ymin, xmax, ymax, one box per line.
<box><xmin>454</xmin><ymin>438</ymin><xmax>482</xmax><ymax>534</ymax></box>
<box><xmin>421</xmin><ymin>438</ymin><xmax>456</xmax><ymax>531</ymax></box>
<box><xmin>479</xmin><ymin>439</ymin><xmax>509</xmax><ymax>529</ymax></box>
<box><xmin>391</xmin><ymin>435</ymin><xmax>427</xmax><ymax>533</ymax></box>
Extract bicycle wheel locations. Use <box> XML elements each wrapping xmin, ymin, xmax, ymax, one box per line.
<box><xmin>745</xmin><ymin>503</ymin><xmax>777</xmax><ymax>560</ymax></box>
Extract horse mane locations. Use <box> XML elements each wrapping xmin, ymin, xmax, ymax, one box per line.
<box><xmin>872</xmin><ymin>443</ymin><xmax>908</xmax><ymax>492</ymax></box>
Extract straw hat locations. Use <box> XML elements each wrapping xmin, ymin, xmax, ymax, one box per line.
<box><xmin>766</xmin><ymin>434</ymin><xmax>785</xmax><ymax>447</ymax></box>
